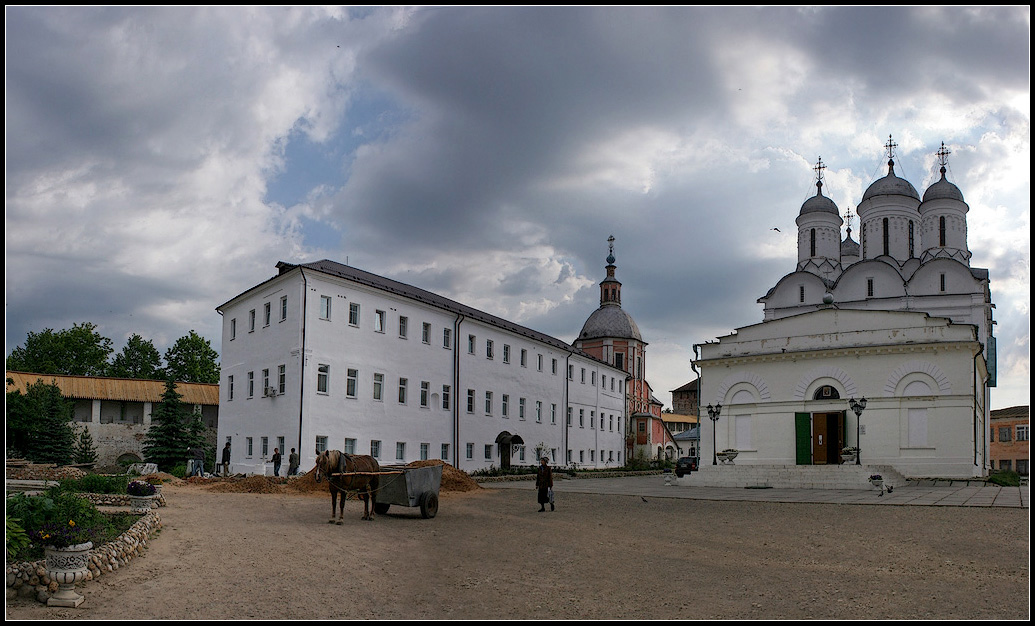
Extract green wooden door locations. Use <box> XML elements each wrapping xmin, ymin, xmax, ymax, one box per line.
<box><xmin>795</xmin><ymin>412</ymin><xmax>811</xmax><ymax>465</ymax></box>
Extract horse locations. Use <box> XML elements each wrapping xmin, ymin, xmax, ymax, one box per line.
<box><xmin>314</xmin><ymin>449</ymin><xmax>380</xmax><ymax>523</ymax></box>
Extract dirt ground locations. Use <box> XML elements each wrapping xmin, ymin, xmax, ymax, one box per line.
<box><xmin>5</xmin><ymin>473</ymin><xmax>1029</xmax><ymax>621</ymax></box>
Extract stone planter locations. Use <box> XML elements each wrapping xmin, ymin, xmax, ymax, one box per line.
<box><xmin>45</xmin><ymin>542</ymin><xmax>92</xmax><ymax>607</ymax></box>
<box><xmin>869</xmin><ymin>478</ymin><xmax>884</xmax><ymax>489</ymax></box>
<box><xmin>717</xmin><ymin>451</ymin><xmax>738</xmax><ymax>464</ymax></box>
<box><xmin>841</xmin><ymin>454</ymin><xmax>857</xmax><ymax>464</ymax></box>
<box><xmin>129</xmin><ymin>495</ymin><xmax>152</xmax><ymax>514</ymax></box>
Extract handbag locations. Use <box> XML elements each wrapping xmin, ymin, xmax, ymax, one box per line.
<box><xmin>548</xmin><ymin>488</ymin><xmax>554</xmax><ymax>504</ymax></box>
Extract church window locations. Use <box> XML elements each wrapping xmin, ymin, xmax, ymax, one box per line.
<box><xmin>799</xmin><ymin>285</ymin><xmax>805</xmax><ymax>303</ymax></box>
<box><xmin>866</xmin><ymin>278</ymin><xmax>874</xmax><ymax>298</ymax></box>
<box><xmin>908</xmin><ymin>221</ymin><xmax>915</xmax><ymax>257</ymax></box>
<box><xmin>939</xmin><ymin>216</ymin><xmax>946</xmax><ymax>247</ymax></box>
<box><xmin>940</xmin><ymin>273</ymin><xmax>946</xmax><ymax>292</ymax></box>
<box><xmin>615</xmin><ymin>353</ymin><xmax>624</xmax><ymax>370</ymax></box>
<box><xmin>882</xmin><ymin>218</ymin><xmax>890</xmax><ymax>256</ymax></box>
<box><xmin>810</xmin><ymin>229</ymin><xmax>816</xmax><ymax>257</ymax></box>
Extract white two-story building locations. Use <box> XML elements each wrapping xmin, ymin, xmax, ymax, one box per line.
<box><xmin>216</xmin><ymin>259</ymin><xmax>628</xmax><ymax>475</ymax></box>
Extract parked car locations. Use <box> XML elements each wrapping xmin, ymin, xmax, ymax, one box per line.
<box><xmin>675</xmin><ymin>456</ymin><xmax>699</xmax><ymax>477</ymax></box>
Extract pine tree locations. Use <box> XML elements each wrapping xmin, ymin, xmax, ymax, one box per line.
<box><xmin>20</xmin><ymin>379</ymin><xmax>76</xmax><ymax>464</ymax></box>
<box><xmin>72</xmin><ymin>426</ymin><xmax>98</xmax><ymax>464</ymax></box>
<box><xmin>142</xmin><ymin>379</ymin><xmax>192</xmax><ymax>471</ymax></box>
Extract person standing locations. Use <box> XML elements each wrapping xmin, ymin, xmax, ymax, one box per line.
<box><xmin>535</xmin><ymin>456</ymin><xmax>554</xmax><ymax>512</ymax></box>
<box><xmin>221</xmin><ymin>441</ymin><xmax>231</xmax><ymax>476</ymax></box>
<box><xmin>288</xmin><ymin>448</ymin><xmax>299</xmax><ymax>476</ymax></box>
<box><xmin>271</xmin><ymin>448</ymin><xmax>282</xmax><ymax>477</ymax></box>
<box><xmin>191</xmin><ymin>447</ymin><xmax>205</xmax><ymax>477</ymax></box>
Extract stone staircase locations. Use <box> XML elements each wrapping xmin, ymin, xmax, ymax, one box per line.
<box><xmin>681</xmin><ymin>463</ymin><xmax>907</xmax><ymax>490</ymax></box>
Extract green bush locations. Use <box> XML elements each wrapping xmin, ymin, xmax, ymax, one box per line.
<box><xmin>6</xmin><ymin>515</ymin><xmax>30</xmax><ymax>560</ymax></box>
<box><xmin>56</xmin><ymin>473</ymin><xmax>130</xmax><ymax>495</ymax></box>
<box><xmin>988</xmin><ymin>470</ymin><xmax>1021</xmax><ymax>487</ymax></box>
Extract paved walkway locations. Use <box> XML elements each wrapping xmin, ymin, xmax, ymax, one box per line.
<box><xmin>483</xmin><ymin>474</ymin><xmax>1029</xmax><ymax>508</ymax></box>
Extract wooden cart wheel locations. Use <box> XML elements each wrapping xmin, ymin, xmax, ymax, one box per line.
<box><xmin>374</xmin><ymin>502</ymin><xmax>391</xmax><ymax>515</ymax></box>
<box><xmin>419</xmin><ymin>491</ymin><xmax>439</xmax><ymax>519</ymax></box>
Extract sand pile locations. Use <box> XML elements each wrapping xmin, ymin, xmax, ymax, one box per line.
<box><xmin>406</xmin><ymin>459</ymin><xmax>481</xmax><ymax>492</ymax></box>
<box><xmin>204</xmin><ymin>475</ymin><xmax>286</xmax><ymax>494</ymax></box>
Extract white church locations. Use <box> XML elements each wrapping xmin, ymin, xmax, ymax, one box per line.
<box><xmin>693</xmin><ymin>139</ymin><xmax>996</xmax><ymax>481</ymax></box>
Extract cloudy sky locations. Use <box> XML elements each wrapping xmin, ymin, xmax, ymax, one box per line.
<box><xmin>6</xmin><ymin>6</ymin><xmax>1029</xmax><ymax>410</ymax></box>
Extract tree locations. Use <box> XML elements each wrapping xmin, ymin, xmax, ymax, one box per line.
<box><xmin>109</xmin><ymin>333</ymin><xmax>165</xmax><ymax>380</ymax></box>
<box><xmin>72</xmin><ymin>426</ymin><xmax>98</xmax><ymax>465</ymax></box>
<box><xmin>142</xmin><ymin>379</ymin><xmax>193</xmax><ymax>471</ymax></box>
<box><xmin>5</xmin><ymin>379</ymin><xmax>77</xmax><ymax>464</ymax></box>
<box><xmin>6</xmin><ymin>322</ymin><xmax>114</xmax><ymax>376</ymax></box>
<box><xmin>163</xmin><ymin>331</ymin><xmax>220</xmax><ymax>384</ymax></box>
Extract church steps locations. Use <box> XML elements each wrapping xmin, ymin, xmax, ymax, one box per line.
<box><xmin>681</xmin><ymin>463</ymin><xmax>907</xmax><ymax>490</ymax></box>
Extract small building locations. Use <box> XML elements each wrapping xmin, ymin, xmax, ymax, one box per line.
<box><xmin>990</xmin><ymin>406</ymin><xmax>1029</xmax><ymax>476</ymax></box>
<box><xmin>6</xmin><ymin>371</ymin><xmax>219</xmax><ymax>471</ymax></box>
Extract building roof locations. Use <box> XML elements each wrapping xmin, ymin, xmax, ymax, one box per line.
<box><xmin>671</xmin><ymin>379</ymin><xmax>698</xmax><ymax>393</ymax></box>
<box><xmin>861</xmin><ymin>161</ymin><xmax>920</xmax><ymax>202</ymax></box>
<box><xmin>578</xmin><ymin>304</ymin><xmax>643</xmax><ymax>342</ymax></box>
<box><xmin>5</xmin><ymin>372</ymin><xmax>220</xmax><ymax>406</ymax></box>
<box><xmin>991</xmin><ymin>405</ymin><xmax>1029</xmax><ymax>420</ymax></box>
<box><xmin>249</xmin><ymin>260</ymin><xmax>623</xmax><ymax>373</ymax></box>
<box><xmin>661</xmin><ymin>413</ymin><xmax>698</xmax><ymax>425</ymax></box>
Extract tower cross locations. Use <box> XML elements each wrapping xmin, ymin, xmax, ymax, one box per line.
<box><xmin>884</xmin><ymin>134</ymin><xmax>898</xmax><ymax>162</ymax></box>
<box><xmin>936</xmin><ymin>141</ymin><xmax>951</xmax><ymax>168</ymax></box>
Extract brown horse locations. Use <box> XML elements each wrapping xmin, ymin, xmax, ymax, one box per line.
<box><xmin>314</xmin><ymin>450</ymin><xmax>380</xmax><ymax>523</ymax></box>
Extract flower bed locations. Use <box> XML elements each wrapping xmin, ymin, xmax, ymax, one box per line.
<box><xmin>5</xmin><ymin>510</ymin><xmax>162</xmax><ymax>604</ymax></box>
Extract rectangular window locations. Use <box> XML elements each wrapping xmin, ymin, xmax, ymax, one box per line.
<box><xmin>277</xmin><ymin>365</ymin><xmax>286</xmax><ymax>394</ymax></box>
<box><xmin>567</xmin><ymin>407</ymin><xmax>572</xmax><ymax>426</ymax></box>
<box><xmin>420</xmin><ymin>443</ymin><xmax>429</xmax><ymax>461</ymax></box>
<box><xmin>247</xmin><ymin>371</ymin><xmax>255</xmax><ymax>398</ymax></box>
<box><xmin>228</xmin><ymin>375</ymin><xmax>234</xmax><ymax>401</ymax></box>
<box><xmin>581</xmin><ymin>368</ymin><xmax>586</xmax><ymax>383</ymax></box>
<box><xmin>280</xmin><ymin>296</ymin><xmax>288</xmax><ymax>321</ymax></box>
<box><xmin>521</xmin><ymin>349</ymin><xmax>527</xmax><ymax>367</ymax></box>
<box><xmin>374</xmin><ymin>310</ymin><xmax>386</xmax><ymax>333</ymax></box>
<box><xmin>940</xmin><ymin>273</ymin><xmax>946</xmax><ymax>292</ymax></box>
<box><xmin>591</xmin><ymin>371</ymin><xmax>596</xmax><ymax>385</ymax></box>
<box><xmin>467</xmin><ymin>389</ymin><xmax>475</xmax><ymax>413</ymax></box>
<box><xmin>799</xmin><ymin>284</ymin><xmax>806</xmax><ymax>303</ymax></box>
<box><xmin>346</xmin><ymin>368</ymin><xmax>358</xmax><ymax>398</ymax></box>
<box><xmin>420</xmin><ymin>381</ymin><xmax>429</xmax><ymax>407</ymax></box>
<box><xmin>398</xmin><ymin>316</ymin><xmax>408</xmax><ymax>338</ymax></box>
<box><xmin>398</xmin><ymin>378</ymin><xmax>408</xmax><ymax>404</ymax></box>
<box><xmin>485</xmin><ymin>391</ymin><xmax>493</xmax><ymax>415</ymax></box>
<box><xmin>317</xmin><ymin>365</ymin><xmax>329</xmax><ymax>394</ymax></box>
<box><xmin>552</xmin><ymin>358</ymin><xmax>557</xmax><ymax>375</ymax></box>
<box><xmin>344</xmin><ymin>438</ymin><xmax>356</xmax><ymax>454</ymax></box>
<box><xmin>468</xmin><ymin>335</ymin><xmax>476</xmax><ymax>354</ymax></box>
<box><xmin>551</xmin><ymin>403</ymin><xmax>557</xmax><ymax>424</ymax></box>
<box><xmin>442</xmin><ymin>385</ymin><xmax>450</xmax><ymax>410</ymax></box>
<box><xmin>441</xmin><ymin>444</ymin><xmax>449</xmax><ymax>461</ymax></box>
<box><xmin>486</xmin><ymin>339</ymin><xmax>494</xmax><ymax>359</ymax></box>
<box><xmin>262</xmin><ymin>368</ymin><xmax>269</xmax><ymax>393</ymax></box>
<box><xmin>261</xmin><ymin>436</ymin><xmax>269</xmax><ymax>457</ymax></box>
<box><xmin>536</xmin><ymin>401</ymin><xmax>542</xmax><ymax>423</ymax></box>
<box><xmin>590</xmin><ymin>411</ymin><xmax>595</xmax><ymax>429</ymax></box>
<box><xmin>396</xmin><ymin>442</ymin><xmax>405</xmax><ymax>461</ymax></box>
<box><xmin>614</xmin><ymin>353</ymin><xmax>624</xmax><ymax>370</ymax></box>
<box><xmin>370</xmin><ymin>440</ymin><xmax>381</xmax><ymax>459</ymax></box>
<box><xmin>580</xmin><ymin>409</ymin><xmax>584</xmax><ymax>427</ymax></box>
<box><xmin>484</xmin><ymin>445</ymin><xmax>492</xmax><ymax>461</ymax></box>
<box><xmin>249</xmin><ymin>309</ymin><xmax>256</xmax><ymax>332</ymax></box>
<box><xmin>373</xmin><ymin>373</ymin><xmax>384</xmax><ymax>400</ymax></box>
<box><xmin>230</xmin><ymin>318</ymin><xmax>236</xmax><ymax>340</ymax></box>
<box><xmin>568</xmin><ymin>364</ymin><xmax>574</xmax><ymax>380</ymax></box>
<box><xmin>442</xmin><ymin>328</ymin><xmax>451</xmax><ymax>348</ymax></box>
<box><xmin>998</xmin><ymin>427</ymin><xmax>1012</xmax><ymax>442</ymax></box>
<box><xmin>503</xmin><ymin>345</ymin><xmax>511</xmax><ymax>363</ymax></box>
<box><xmin>1017</xmin><ymin>425</ymin><xmax>1030</xmax><ymax>441</ymax></box>
<box><xmin>263</xmin><ymin>302</ymin><xmax>271</xmax><ymax>326</ymax></box>
<box><xmin>537</xmin><ymin>354</ymin><xmax>543</xmax><ymax>371</ymax></box>
<box><xmin>422</xmin><ymin>322</ymin><xmax>431</xmax><ymax>344</ymax></box>
<box><xmin>466</xmin><ymin>443</ymin><xmax>473</xmax><ymax>460</ymax></box>
<box><xmin>866</xmin><ymin>278</ymin><xmax>874</xmax><ymax>298</ymax></box>
<box><xmin>349</xmin><ymin>302</ymin><xmax>360</xmax><ymax>326</ymax></box>
<box><xmin>519</xmin><ymin>398</ymin><xmax>526</xmax><ymax>420</ymax></box>
<box><xmin>314</xmin><ymin>436</ymin><xmax>326</xmax><ymax>454</ymax></box>
<box><xmin>320</xmin><ymin>296</ymin><xmax>332</xmax><ymax>320</ymax></box>
<box><xmin>247</xmin><ymin>437</ymin><xmax>253</xmax><ymax>456</ymax></box>
<box><xmin>502</xmin><ymin>394</ymin><xmax>509</xmax><ymax>417</ymax></box>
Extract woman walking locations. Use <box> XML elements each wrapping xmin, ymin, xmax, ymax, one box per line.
<box><xmin>535</xmin><ymin>456</ymin><xmax>554</xmax><ymax>512</ymax></box>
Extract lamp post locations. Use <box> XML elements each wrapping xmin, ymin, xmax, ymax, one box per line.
<box><xmin>848</xmin><ymin>397</ymin><xmax>867</xmax><ymax>466</ymax></box>
<box><xmin>707</xmin><ymin>403</ymin><xmax>722</xmax><ymax>465</ymax></box>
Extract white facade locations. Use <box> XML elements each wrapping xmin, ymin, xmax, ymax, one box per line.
<box><xmin>695</xmin><ymin>145</ymin><xmax>995</xmax><ymax>479</ymax></box>
<box><xmin>216</xmin><ymin>260</ymin><xmax>627</xmax><ymax>474</ymax></box>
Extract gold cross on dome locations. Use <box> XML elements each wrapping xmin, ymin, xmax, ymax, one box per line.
<box><xmin>884</xmin><ymin>134</ymin><xmax>898</xmax><ymax>162</ymax></box>
<box><xmin>936</xmin><ymin>141</ymin><xmax>951</xmax><ymax>168</ymax></box>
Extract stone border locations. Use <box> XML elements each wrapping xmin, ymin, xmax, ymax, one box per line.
<box><xmin>5</xmin><ymin>510</ymin><xmax>162</xmax><ymax>604</ymax></box>
<box><xmin>475</xmin><ymin>470</ymin><xmax>663</xmax><ymax>483</ymax></box>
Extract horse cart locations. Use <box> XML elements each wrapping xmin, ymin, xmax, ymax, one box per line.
<box><xmin>371</xmin><ymin>463</ymin><xmax>443</xmax><ymax>519</ymax></box>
